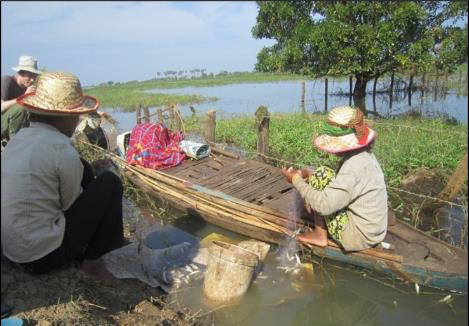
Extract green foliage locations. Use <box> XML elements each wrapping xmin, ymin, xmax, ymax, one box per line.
<box><xmin>212</xmin><ymin>113</ymin><xmax>467</xmax><ymax>187</ymax></box>
<box><xmin>252</xmin><ymin>1</ymin><xmax>468</xmax><ymax>88</ymax></box>
<box><xmin>434</xmin><ymin>25</ymin><xmax>468</xmax><ymax>73</ymax></box>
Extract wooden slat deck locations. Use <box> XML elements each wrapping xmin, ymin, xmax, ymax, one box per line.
<box><xmin>164</xmin><ymin>154</ymin><xmax>294</xmax><ymax>216</ymax></box>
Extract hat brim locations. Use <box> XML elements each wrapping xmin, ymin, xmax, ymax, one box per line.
<box><xmin>314</xmin><ymin>128</ymin><xmax>376</xmax><ymax>154</ymax></box>
<box><xmin>12</xmin><ymin>67</ymin><xmax>42</xmax><ymax>75</ymax></box>
<box><xmin>16</xmin><ymin>92</ymin><xmax>99</xmax><ymax>116</ymax></box>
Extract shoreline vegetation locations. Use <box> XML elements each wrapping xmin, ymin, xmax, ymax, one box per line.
<box><xmin>85</xmin><ymin>65</ymin><xmax>468</xmax><ymax>112</ymax></box>
<box><xmin>183</xmin><ymin>112</ymin><xmax>468</xmax><ymax>188</ymax></box>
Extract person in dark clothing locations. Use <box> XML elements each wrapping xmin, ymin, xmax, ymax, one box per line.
<box><xmin>1</xmin><ymin>71</ymin><xmax>124</xmax><ymax>282</ymax></box>
<box><xmin>1</xmin><ymin>56</ymin><xmax>42</xmax><ymax>141</ymax></box>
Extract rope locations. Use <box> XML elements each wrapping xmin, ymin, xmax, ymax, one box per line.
<box><xmin>387</xmin><ymin>186</ymin><xmax>466</xmax><ymax>208</ymax></box>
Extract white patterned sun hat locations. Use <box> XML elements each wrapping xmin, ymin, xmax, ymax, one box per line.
<box><xmin>314</xmin><ymin>106</ymin><xmax>376</xmax><ymax>154</ymax></box>
<box><xmin>12</xmin><ymin>55</ymin><xmax>42</xmax><ymax>75</ymax></box>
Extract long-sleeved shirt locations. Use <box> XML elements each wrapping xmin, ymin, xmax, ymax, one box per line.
<box><xmin>292</xmin><ymin>150</ymin><xmax>388</xmax><ymax>251</ymax></box>
<box><xmin>1</xmin><ymin>122</ymin><xmax>83</xmax><ymax>263</ymax></box>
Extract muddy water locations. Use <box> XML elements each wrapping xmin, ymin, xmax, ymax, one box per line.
<box><xmin>166</xmin><ymin>214</ymin><xmax>468</xmax><ymax>326</ymax></box>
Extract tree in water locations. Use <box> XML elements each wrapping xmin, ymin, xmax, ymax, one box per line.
<box><xmin>252</xmin><ymin>1</ymin><xmax>467</xmax><ymax>113</ymax></box>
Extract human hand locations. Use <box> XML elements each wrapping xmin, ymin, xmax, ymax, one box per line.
<box><xmin>25</xmin><ymin>85</ymin><xmax>36</xmax><ymax>94</ymax></box>
<box><xmin>281</xmin><ymin>166</ymin><xmax>302</xmax><ymax>184</ymax></box>
<box><xmin>300</xmin><ymin>167</ymin><xmax>314</xmax><ymax>180</ymax></box>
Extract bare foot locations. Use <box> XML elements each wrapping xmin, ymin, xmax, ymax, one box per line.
<box><xmin>80</xmin><ymin>258</ymin><xmax>116</xmax><ymax>285</ymax></box>
<box><xmin>297</xmin><ymin>230</ymin><xmax>328</xmax><ymax>248</ymax></box>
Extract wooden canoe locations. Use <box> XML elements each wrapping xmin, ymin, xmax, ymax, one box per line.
<box><xmin>118</xmin><ymin>143</ymin><xmax>467</xmax><ymax>294</ymax></box>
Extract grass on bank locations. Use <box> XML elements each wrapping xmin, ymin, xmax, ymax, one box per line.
<box><xmin>85</xmin><ymin>72</ymin><xmax>308</xmax><ymax>111</ymax></box>
<box><xmin>183</xmin><ymin>112</ymin><xmax>468</xmax><ymax>188</ymax></box>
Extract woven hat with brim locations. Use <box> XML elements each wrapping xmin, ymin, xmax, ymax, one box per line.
<box><xmin>12</xmin><ymin>55</ymin><xmax>42</xmax><ymax>75</ymax></box>
<box><xmin>314</xmin><ymin>106</ymin><xmax>376</xmax><ymax>154</ymax></box>
<box><xmin>16</xmin><ymin>71</ymin><xmax>99</xmax><ymax>116</ymax></box>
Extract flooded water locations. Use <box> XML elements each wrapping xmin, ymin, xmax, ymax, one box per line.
<box><xmin>103</xmin><ymin>79</ymin><xmax>467</xmax><ymax>133</ymax></box>
<box><xmin>166</xmin><ymin>214</ymin><xmax>468</xmax><ymax>326</ymax></box>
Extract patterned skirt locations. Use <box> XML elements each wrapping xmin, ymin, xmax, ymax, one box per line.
<box><xmin>308</xmin><ymin>166</ymin><xmax>349</xmax><ymax>242</ymax></box>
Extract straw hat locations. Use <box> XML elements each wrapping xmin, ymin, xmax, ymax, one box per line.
<box><xmin>12</xmin><ymin>56</ymin><xmax>42</xmax><ymax>75</ymax></box>
<box><xmin>16</xmin><ymin>71</ymin><xmax>99</xmax><ymax>116</ymax></box>
<box><xmin>314</xmin><ymin>106</ymin><xmax>376</xmax><ymax>154</ymax></box>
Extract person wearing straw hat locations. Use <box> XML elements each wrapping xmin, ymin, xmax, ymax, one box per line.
<box><xmin>1</xmin><ymin>71</ymin><xmax>125</xmax><ymax>282</ymax></box>
<box><xmin>1</xmin><ymin>56</ymin><xmax>42</xmax><ymax>142</ymax></box>
<box><xmin>282</xmin><ymin>106</ymin><xmax>388</xmax><ymax>251</ymax></box>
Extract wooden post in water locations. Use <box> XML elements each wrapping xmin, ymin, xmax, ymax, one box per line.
<box><xmin>173</xmin><ymin>105</ymin><xmax>182</xmax><ymax>132</ymax></box>
<box><xmin>136</xmin><ymin>104</ymin><xmax>142</xmax><ymax>124</ymax></box>
<box><xmin>437</xmin><ymin>153</ymin><xmax>468</xmax><ymax>203</ymax></box>
<box><xmin>324</xmin><ymin>78</ymin><xmax>328</xmax><ymax>112</ymax></box>
<box><xmin>420</xmin><ymin>73</ymin><xmax>426</xmax><ymax>105</ymax></box>
<box><xmin>301</xmin><ymin>81</ymin><xmax>306</xmax><ymax>114</ymax></box>
<box><xmin>434</xmin><ymin>71</ymin><xmax>439</xmax><ymax>101</ymax></box>
<box><xmin>255</xmin><ymin>106</ymin><xmax>270</xmax><ymax>162</ymax></box>
<box><xmin>349</xmin><ymin>76</ymin><xmax>353</xmax><ymax>106</ymax></box>
<box><xmin>408</xmin><ymin>74</ymin><xmax>414</xmax><ymax>107</ymax></box>
<box><xmin>190</xmin><ymin>106</ymin><xmax>196</xmax><ymax>118</ymax></box>
<box><xmin>169</xmin><ymin>105</ymin><xmax>175</xmax><ymax>130</ymax></box>
<box><xmin>157</xmin><ymin>108</ymin><xmax>164</xmax><ymax>125</ymax></box>
<box><xmin>204</xmin><ymin>110</ymin><xmax>216</xmax><ymax>142</ymax></box>
<box><xmin>143</xmin><ymin>106</ymin><xmax>150</xmax><ymax>123</ymax></box>
<box><xmin>372</xmin><ymin>77</ymin><xmax>378</xmax><ymax>114</ymax></box>
<box><xmin>389</xmin><ymin>72</ymin><xmax>394</xmax><ymax>109</ymax></box>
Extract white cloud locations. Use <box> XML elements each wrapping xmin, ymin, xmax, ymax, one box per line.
<box><xmin>3</xmin><ymin>2</ymin><xmax>217</xmax><ymax>45</ymax></box>
<box><xmin>1</xmin><ymin>1</ymin><xmax>275</xmax><ymax>85</ymax></box>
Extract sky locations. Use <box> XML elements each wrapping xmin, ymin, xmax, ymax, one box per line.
<box><xmin>1</xmin><ymin>1</ymin><xmax>276</xmax><ymax>86</ymax></box>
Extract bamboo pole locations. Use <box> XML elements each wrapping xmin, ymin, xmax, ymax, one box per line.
<box><xmin>123</xmin><ymin>163</ymin><xmax>292</xmax><ymax>223</ymax></box>
<box><xmin>126</xmin><ymin>170</ymin><xmax>294</xmax><ymax>236</ymax></box>
<box><xmin>207</xmin><ymin>142</ymin><xmax>240</xmax><ymax>159</ymax></box>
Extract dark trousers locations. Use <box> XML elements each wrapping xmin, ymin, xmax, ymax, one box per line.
<box><xmin>21</xmin><ymin>160</ymin><xmax>124</xmax><ymax>274</ymax></box>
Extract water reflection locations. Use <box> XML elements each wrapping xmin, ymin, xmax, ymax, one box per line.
<box><xmin>102</xmin><ymin>79</ymin><xmax>467</xmax><ymax>131</ymax></box>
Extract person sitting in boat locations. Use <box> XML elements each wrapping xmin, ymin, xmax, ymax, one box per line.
<box><xmin>1</xmin><ymin>71</ymin><xmax>125</xmax><ymax>282</ymax></box>
<box><xmin>282</xmin><ymin>106</ymin><xmax>388</xmax><ymax>251</ymax></box>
